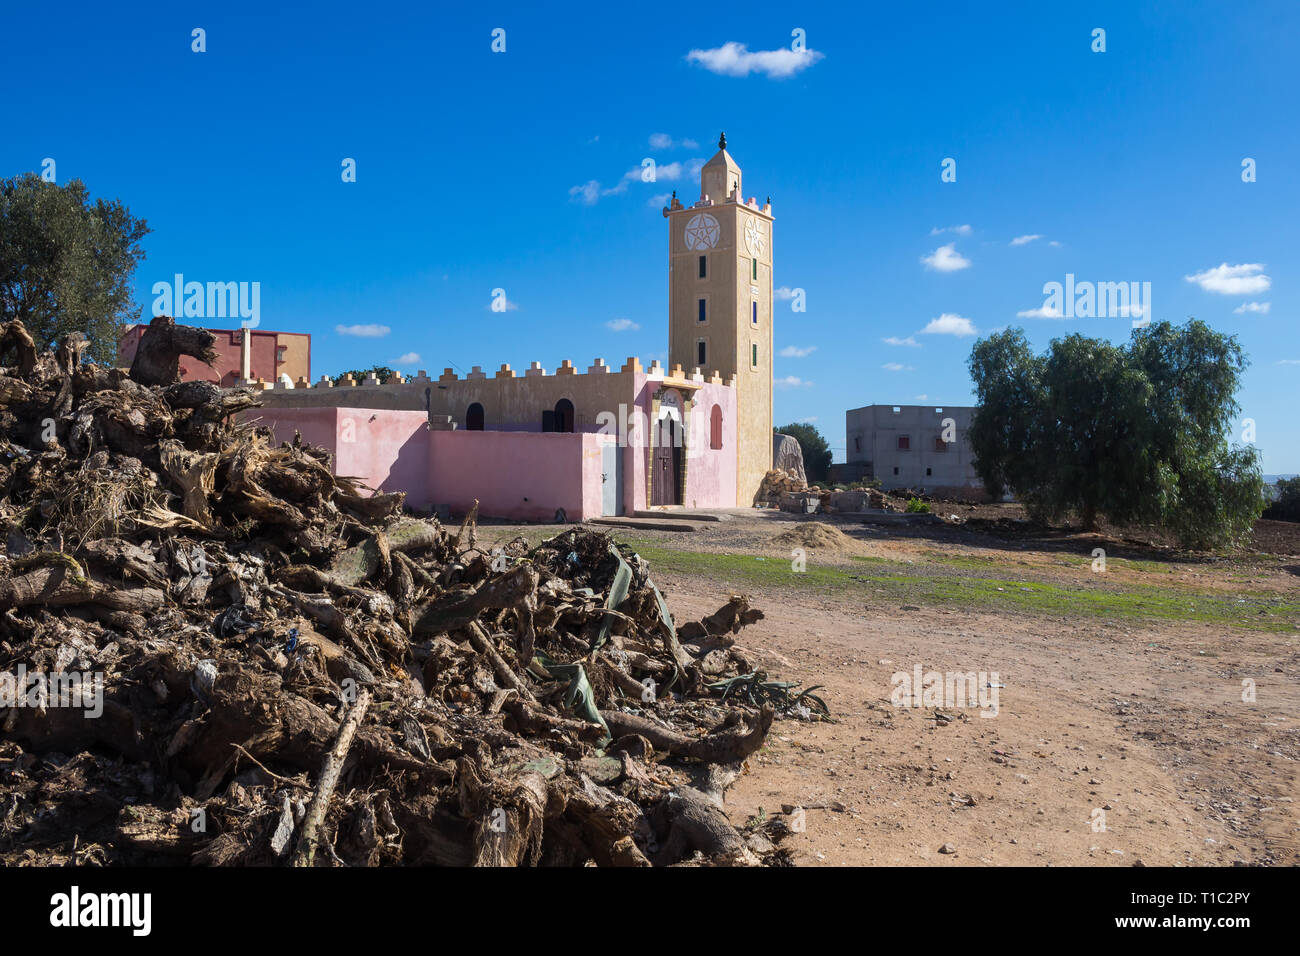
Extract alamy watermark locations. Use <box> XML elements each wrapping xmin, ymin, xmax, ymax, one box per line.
<box><xmin>890</xmin><ymin>665</ymin><xmax>1000</xmax><ymax>717</ymax></box>
<box><xmin>0</xmin><ymin>664</ymin><xmax>103</xmax><ymax>718</ymax></box>
<box><xmin>152</xmin><ymin>274</ymin><xmax>260</xmax><ymax>328</ymax></box>
<box><xmin>1032</xmin><ymin>273</ymin><xmax>1152</xmax><ymax>327</ymax></box>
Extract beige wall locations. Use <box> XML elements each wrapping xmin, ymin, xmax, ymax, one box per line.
<box><xmin>256</xmin><ymin>360</ymin><xmax>637</xmax><ymax>423</ymax></box>
<box><xmin>276</xmin><ymin>332</ymin><xmax>311</xmax><ymax>383</ymax></box>
<box><xmin>667</xmin><ymin>199</ymin><xmax>773</xmax><ymax>505</ymax></box>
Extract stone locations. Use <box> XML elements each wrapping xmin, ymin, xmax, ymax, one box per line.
<box><xmin>773</xmin><ymin>433</ymin><xmax>807</xmax><ymax>484</ymax></box>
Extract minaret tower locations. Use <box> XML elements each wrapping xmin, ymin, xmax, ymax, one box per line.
<box><xmin>663</xmin><ymin>133</ymin><xmax>774</xmax><ymax>505</ymax></box>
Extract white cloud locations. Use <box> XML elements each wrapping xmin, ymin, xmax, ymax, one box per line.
<box><xmin>883</xmin><ymin>335</ymin><xmax>920</xmax><ymax>347</ymax></box>
<box><xmin>774</xmin><ymin>375</ymin><xmax>812</xmax><ymax>389</ymax></box>
<box><xmin>1016</xmin><ymin>304</ymin><xmax>1065</xmax><ymax>319</ymax></box>
<box><xmin>646</xmin><ymin>161</ymin><xmax>690</xmax><ymax>181</ymax></box>
<box><xmin>606</xmin><ymin>318</ymin><xmax>640</xmax><ymax>332</ymax></box>
<box><xmin>779</xmin><ymin>345</ymin><xmax>816</xmax><ymax>357</ymax></box>
<box><xmin>914</xmin><ymin>394</ymin><xmax>929</xmax><ymax>401</ymax></box>
<box><xmin>1185</xmin><ymin>262</ymin><xmax>1271</xmax><ymax>295</ymax></box>
<box><xmin>921</xmin><ymin>313</ymin><xmax>976</xmax><ymax>336</ymax></box>
<box><xmin>569</xmin><ymin>180</ymin><xmax>601</xmax><ymax>205</ymax></box>
<box><xmin>1234</xmin><ymin>301</ymin><xmax>1271</xmax><ymax>314</ymax></box>
<box><xmin>393</xmin><ymin>352</ymin><xmax>420</xmax><ymax>365</ymax></box>
<box><xmin>774</xmin><ymin>286</ymin><xmax>796</xmax><ymax>300</ymax></box>
<box><xmin>686</xmin><ymin>41</ymin><xmax>824</xmax><ymax>79</ymax></box>
<box><xmin>573</xmin><ymin>158</ymin><xmax>703</xmax><ymax>204</ymax></box>
<box><xmin>921</xmin><ymin>242</ymin><xmax>971</xmax><ymax>272</ymax></box>
<box><xmin>649</xmin><ymin>133</ymin><xmax>698</xmax><ymax>150</ymax></box>
<box><xmin>1277</xmin><ymin>359</ymin><xmax>1300</xmax><ymax>366</ymax></box>
<box><xmin>882</xmin><ymin>362</ymin><xmax>913</xmax><ymax>372</ymax></box>
<box><xmin>930</xmin><ymin>224</ymin><xmax>972</xmax><ymax>237</ymax></box>
<box><xmin>797</xmin><ymin>416</ymin><xmax>818</xmax><ymax>423</ymax></box>
<box><xmin>1010</xmin><ymin>234</ymin><xmax>1042</xmax><ymax>246</ymax></box>
<box><xmin>336</xmin><ymin>323</ymin><xmax>390</xmax><ymax>338</ymax></box>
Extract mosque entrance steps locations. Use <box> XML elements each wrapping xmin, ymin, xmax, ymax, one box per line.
<box><xmin>588</xmin><ymin>508</ymin><xmax>737</xmax><ymax>532</ymax></box>
<box><xmin>587</xmin><ymin>516</ymin><xmax>701</xmax><ymax>532</ymax></box>
<box><xmin>632</xmin><ymin>509</ymin><xmax>727</xmax><ymax>522</ymax></box>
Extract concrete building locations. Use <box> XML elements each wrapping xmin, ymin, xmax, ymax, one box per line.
<box><xmin>844</xmin><ymin>404</ymin><xmax>983</xmax><ymax>494</ymax></box>
<box><xmin>245</xmin><ymin>135</ymin><xmax>775</xmax><ymax>521</ymax></box>
<box><xmin>119</xmin><ymin>325</ymin><xmax>310</xmax><ymax>387</ymax></box>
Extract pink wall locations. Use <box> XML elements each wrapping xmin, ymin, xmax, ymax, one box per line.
<box><xmin>242</xmin><ymin>384</ymin><xmax>738</xmax><ymax>520</ymax></box>
<box><xmin>627</xmin><ymin>373</ymin><xmax>737</xmax><ymax>510</ymax></box>
<box><xmin>334</xmin><ymin>410</ymin><xmax>433</xmax><ymax>502</ymax></box>
<box><xmin>683</xmin><ymin>379</ymin><xmax>737</xmax><ymax>509</ymax></box>
<box><xmin>248</xmin><ymin>406</ymin><xmax>340</xmax><ymax>459</ymax></box>
<box><xmin>429</xmin><ymin>430</ymin><xmax>599</xmax><ymax>521</ymax></box>
<box><xmin>244</xmin><ymin>407</ymin><xmax>432</xmax><ymax>505</ymax></box>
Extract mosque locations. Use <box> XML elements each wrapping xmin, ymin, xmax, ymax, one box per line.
<box><xmin>247</xmin><ymin>134</ymin><xmax>775</xmax><ymax>520</ymax></box>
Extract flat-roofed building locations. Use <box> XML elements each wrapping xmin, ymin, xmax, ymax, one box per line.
<box><xmin>118</xmin><ymin>325</ymin><xmax>310</xmax><ymax>386</ymax></box>
<box><xmin>844</xmin><ymin>403</ymin><xmax>983</xmax><ymax>494</ymax></box>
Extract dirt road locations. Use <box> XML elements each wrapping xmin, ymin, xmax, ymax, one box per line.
<box><xmin>483</xmin><ymin>509</ymin><xmax>1300</xmax><ymax>866</ymax></box>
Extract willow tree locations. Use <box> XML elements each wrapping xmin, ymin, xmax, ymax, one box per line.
<box><xmin>967</xmin><ymin>321</ymin><xmax>1264</xmax><ymax>549</ymax></box>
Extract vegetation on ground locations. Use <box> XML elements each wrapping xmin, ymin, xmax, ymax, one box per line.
<box><xmin>620</xmin><ymin>539</ymin><xmax>1300</xmax><ymax>633</ymax></box>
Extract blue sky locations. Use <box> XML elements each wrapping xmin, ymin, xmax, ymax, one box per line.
<box><xmin>4</xmin><ymin>1</ymin><xmax>1298</xmax><ymax>470</ymax></box>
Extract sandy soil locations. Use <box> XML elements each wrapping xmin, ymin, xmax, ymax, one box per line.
<box><xmin>482</xmin><ymin>508</ymin><xmax>1300</xmax><ymax>866</ymax></box>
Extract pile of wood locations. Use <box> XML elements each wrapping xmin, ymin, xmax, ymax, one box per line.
<box><xmin>0</xmin><ymin>317</ymin><xmax>798</xmax><ymax>867</ymax></box>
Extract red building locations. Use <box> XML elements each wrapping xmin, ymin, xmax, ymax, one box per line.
<box><xmin>118</xmin><ymin>325</ymin><xmax>311</xmax><ymax>386</ymax></box>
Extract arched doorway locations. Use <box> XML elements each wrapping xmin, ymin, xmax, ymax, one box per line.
<box><xmin>554</xmin><ymin>398</ymin><xmax>575</xmax><ymax>433</ymax></box>
<box><xmin>652</xmin><ymin>400</ymin><xmax>683</xmax><ymax>506</ymax></box>
<box><xmin>465</xmin><ymin>402</ymin><xmax>484</xmax><ymax>430</ymax></box>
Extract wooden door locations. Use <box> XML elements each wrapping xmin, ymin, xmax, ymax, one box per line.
<box><xmin>653</xmin><ymin>418</ymin><xmax>679</xmax><ymax>505</ymax></box>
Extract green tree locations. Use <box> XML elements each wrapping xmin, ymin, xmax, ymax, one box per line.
<box><xmin>967</xmin><ymin>320</ymin><xmax>1264</xmax><ymax>549</ymax></box>
<box><xmin>775</xmin><ymin>422</ymin><xmax>831</xmax><ymax>483</ymax></box>
<box><xmin>1265</xmin><ymin>476</ymin><xmax>1300</xmax><ymax>522</ymax></box>
<box><xmin>0</xmin><ymin>173</ymin><xmax>150</xmax><ymax>363</ymax></box>
<box><xmin>332</xmin><ymin>364</ymin><xmax>397</xmax><ymax>384</ymax></box>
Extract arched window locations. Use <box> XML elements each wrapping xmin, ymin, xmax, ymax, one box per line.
<box><xmin>554</xmin><ymin>398</ymin><xmax>575</xmax><ymax>433</ymax></box>
<box><xmin>466</xmin><ymin>403</ymin><xmax>484</xmax><ymax>430</ymax></box>
<box><xmin>710</xmin><ymin>404</ymin><xmax>723</xmax><ymax>450</ymax></box>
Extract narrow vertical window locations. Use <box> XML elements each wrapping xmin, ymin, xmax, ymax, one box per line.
<box><xmin>698</xmin><ymin>299</ymin><xmax>706</xmax><ymax>322</ymax></box>
<box><xmin>751</xmin><ymin>257</ymin><xmax>757</xmax><ymax>280</ymax></box>
<box><xmin>698</xmin><ymin>255</ymin><xmax>707</xmax><ymax>278</ymax></box>
<box><xmin>751</xmin><ymin>343</ymin><xmax>758</xmax><ymax>368</ymax></box>
<box><xmin>752</xmin><ymin>301</ymin><xmax>758</xmax><ymax>325</ymax></box>
<box><xmin>697</xmin><ymin>340</ymin><xmax>706</xmax><ymax>366</ymax></box>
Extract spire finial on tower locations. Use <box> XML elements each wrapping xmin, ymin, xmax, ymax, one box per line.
<box><xmin>718</xmin><ymin>131</ymin><xmax>727</xmax><ymax>150</ymax></box>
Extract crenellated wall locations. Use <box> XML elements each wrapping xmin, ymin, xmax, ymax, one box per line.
<box><xmin>242</xmin><ymin>358</ymin><xmax>741</xmax><ymax>515</ymax></box>
<box><xmin>250</xmin><ymin>356</ymin><xmax>736</xmax><ymax>431</ymax></box>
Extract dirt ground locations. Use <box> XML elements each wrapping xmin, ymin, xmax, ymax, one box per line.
<box><xmin>482</xmin><ymin>506</ymin><xmax>1300</xmax><ymax>867</ymax></box>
